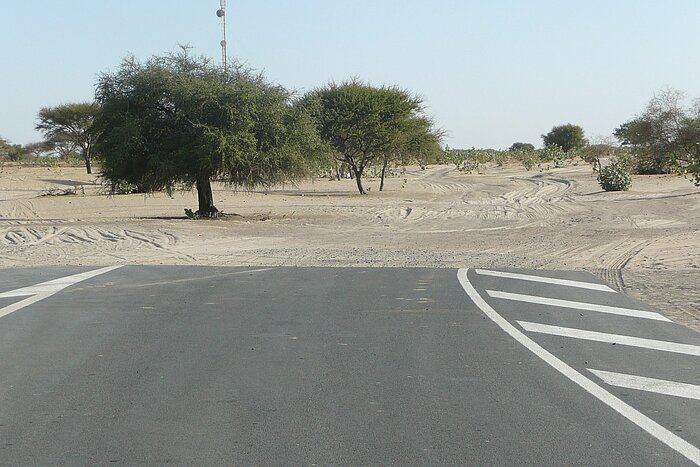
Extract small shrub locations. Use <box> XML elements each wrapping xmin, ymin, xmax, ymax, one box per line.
<box><xmin>457</xmin><ymin>159</ymin><xmax>479</xmax><ymax>173</ymax></box>
<box><xmin>598</xmin><ymin>160</ymin><xmax>632</xmax><ymax>191</ymax></box>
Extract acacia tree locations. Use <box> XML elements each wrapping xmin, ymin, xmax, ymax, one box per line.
<box><xmin>300</xmin><ymin>80</ymin><xmax>442</xmax><ymax>194</ymax></box>
<box><xmin>24</xmin><ymin>141</ymin><xmax>53</xmax><ymax>158</ymax></box>
<box><xmin>36</xmin><ymin>102</ymin><xmax>99</xmax><ymax>173</ymax></box>
<box><xmin>542</xmin><ymin>124</ymin><xmax>587</xmax><ymax>152</ymax></box>
<box><xmin>93</xmin><ymin>49</ymin><xmax>329</xmax><ymax>216</ymax></box>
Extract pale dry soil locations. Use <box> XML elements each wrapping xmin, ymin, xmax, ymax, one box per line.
<box><xmin>1</xmin><ymin>163</ymin><xmax>698</xmax><ymax>331</ymax></box>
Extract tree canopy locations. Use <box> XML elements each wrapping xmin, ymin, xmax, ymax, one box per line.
<box><xmin>300</xmin><ymin>80</ymin><xmax>442</xmax><ymax>194</ymax></box>
<box><xmin>508</xmin><ymin>142</ymin><xmax>535</xmax><ymax>152</ymax></box>
<box><xmin>615</xmin><ymin>88</ymin><xmax>700</xmax><ymax>183</ymax></box>
<box><xmin>36</xmin><ymin>102</ymin><xmax>99</xmax><ymax>173</ymax></box>
<box><xmin>93</xmin><ymin>48</ymin><xmax>329</xmax><ymax>216</ymax></box>
<box><xmin>541</xmin><ymin>124</ymin><xmax>587</xmax><ymax>153</ymax></box>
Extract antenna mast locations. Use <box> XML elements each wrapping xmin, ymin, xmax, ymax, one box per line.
<box><xmin>216</xmin><ymin>0</ymin><xmax>227</xmax><ymax>70</ymax></box>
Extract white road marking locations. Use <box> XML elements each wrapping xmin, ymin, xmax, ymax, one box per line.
<box><xmin>517</xmin><ymin>321</ymin><xmax>700</xmax><ymax>357</ymax></box>
<box><xmin>457</xmin><ymin>268</ymin><xmax>700</xmax><ymax>465</ymax></box>
<box><xmin>589</xmin><ymin>369</ymin><xmax>700</xmax><ymax>401</ymax></box>
<box><xmin>487</xmin><ymin>290</ymin><xmax>671</xmax><ymax>322</ymax></box>
<box><xmin>475</xmin><ymin>268</ymin><xmax>617</xmax><ymax>292</ymax></box>
<box><xmin>0</xmin><ymin>266</ymin><xmax>122</xmax><ymax>319</ymax></box>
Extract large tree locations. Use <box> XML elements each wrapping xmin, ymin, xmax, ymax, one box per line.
<box><xmin>93</xmin><ymin>48</ymin><xmax>329</xmax><ymax>216</ymax></box>
<box><xmin>300</xmin><ymin>80</ymin><xmax>442</xmax><ymax>194</ymax></box>
<box><xmin>542</xmin><ymin>124</ymin><xmax>587</xmax><ymax>153</ymax></box>
<box><xmin>615</xmin><ymin>88</ymin><xmax>700</xmax><ymax>183</ymax></box>
<box><xmin>36</xmin><ymin>102</ymin><xmax>99</xmax><ymax>173</ymax></box>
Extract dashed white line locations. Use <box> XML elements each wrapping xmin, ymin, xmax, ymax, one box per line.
<box><xmin>0</xmin><ymin>266</ymin><xmax>122</xmax><ymax>319</ymax></box>
<box><xmin>589</xmin><ymin>369</ymin><xmax>700</xmax><ymax>401</ymax></box>
<box><xmin>475</xmin><ymin>269</ymin><xmax>617</xmax><ymax>292</ymax></box>
<box><xmin>517</xmin><ymin>321</ymin><xmax>700</xmax><ymax>357</ymax></box>
<box><xmin>487</xmin><ymin>290</ymin><xmax>671</xmax><ymax>322</ymax></box>
<box><xmin>457</xmin><ymin>268</ymin><xmax>700</xmax><ymax>465</ymax></box>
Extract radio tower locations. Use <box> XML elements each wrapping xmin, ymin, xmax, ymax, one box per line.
<box><xmin>216</xmin><ymin>0</ymin><xmax>227</xmax><ymax>70</ymax></box>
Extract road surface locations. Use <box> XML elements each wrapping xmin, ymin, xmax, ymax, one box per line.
<box><xmin>1</xmin><ymin>266</ymin><xmax>698</xmax><ymax>465</ymax></box>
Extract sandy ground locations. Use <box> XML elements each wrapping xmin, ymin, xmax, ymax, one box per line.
<box><xmin>1</xmin><ymin>162</ymin><xmax>699</xmax><ymax>331</ymax></box>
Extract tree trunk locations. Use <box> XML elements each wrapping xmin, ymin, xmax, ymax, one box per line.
<box><xmin>196</xmin><ymin>175</ymin><xmax>219</xmax><ymax>217</ymax></box>
<box><xmin>83</xmin><ymin>145</ymin><xmax>92</xmax><ymax>174</ymax></box>
<box><xmin>379</xmin><ymin>156</ymin><xmax>388</xmax><ymax>191</ymax></box>
<box><xmin>353</xmin><ymin>167</ymin><xmax>366</xmax><ymax>195</ymax></box>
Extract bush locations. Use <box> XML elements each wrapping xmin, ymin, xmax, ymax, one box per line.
<box><xmin>598</xmin><ymin>160</ymin><xmax>632</xmax><ymax>191</ymax></box>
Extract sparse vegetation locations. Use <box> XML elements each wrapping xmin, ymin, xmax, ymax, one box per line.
<box><xmin>444</xmin><ymin>145</ymin><xmax>580</xmax><ymax>172</ymax></box>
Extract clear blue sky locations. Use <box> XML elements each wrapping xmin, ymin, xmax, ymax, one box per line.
<box><xmin>2</xmin><ymin>0</ymin><xmax>699</xmax><ymax>149</ymax></box>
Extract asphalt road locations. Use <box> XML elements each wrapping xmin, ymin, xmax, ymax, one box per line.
<box><xmin>0</xmin><ymin>266</ymin><xmax>698</xmax><ymax>465</ymax></box>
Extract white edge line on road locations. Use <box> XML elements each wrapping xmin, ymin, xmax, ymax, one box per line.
<box><xmin>474</xmin><ymin>268</ymin><xmax>617</xmax><ymax>293</ymax></box>
<box><xmin>589</xmin><ymin>369</ymin><xmax>700</xmax><ymax>401</ymax></box>
<box><xmin>0</xmin><ymin>266</ymin><xmax>123</xmax><ymax>318</ymax></box>
<box><xmin>487</xmin><ymin>290</ymin><xmax>672</xmax><ymax>322</ymax></box>
<box><xmin>457</xmin><ymin>268</ymin><xmax>700</xmax><ymax>465</ymax></box>
<box><xmin>518</xmin><ymin>321</ymin><xmax>700</xmax><ymax>357</ymax></box>
<box><xmin>0</xmin><ymin>265</ymin><xmax>122</xmax><ymax>298</ymax></box>
<box><xmin>0</xmin><ymin>293</ymin><xmax>53</xmax><ymax>319</ymax></box>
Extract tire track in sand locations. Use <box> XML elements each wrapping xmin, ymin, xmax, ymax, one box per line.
<box><xmin>0</xmin><ymin>226</ymin><xmax>196</xmax><ymax>262</ymax></box>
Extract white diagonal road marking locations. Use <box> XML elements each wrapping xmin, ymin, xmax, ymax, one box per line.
<box><xmin>0</xmin><ymin>266</ymin><xmax>122</xmax><ymax>319</ymax></box>
<box><xmin>475</xmin><ymin>269</ymin><xmax>617</xmax><ymax>292</ymax></box>
<box><xmin>518</xmin><ymin>321</ymin><xmax>700</xmax><ymax>357</ymax></box>
<box><xmin>457</xmin><ymin>268</ymin><xmax>700</xmax><ymax>464</ymax></box>
<box><xmin>487</xmin><ymin>290</ymin><xmax>671</xmax><ymax>322</ymax></box>
<box><xmin>589</xmin><ymin>369</ymin><xmax>700</xmax><ymax>401</ymax></box>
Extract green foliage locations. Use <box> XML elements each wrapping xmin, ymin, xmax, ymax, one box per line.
<box><xmin>300</xmin><ymin>79</ymin><xmax>442</xmax><ymax>194</ymax></box>
<box><xmin>615</xmin><ymin>89</ymin><xmax>700</xmax><ymax>183</ymax></box>
<box><xmin>539</xmin><ymin>144</ymin><xmax>568</xmax><ymax>167</ymax></box>
<box><xmin>0</xmin><ymin>138</ymin><xmax>28</xmax><ymax>162</ymax></box>
<box><xmin>0</xmin><ymin>137</ymin><xmax>9</xmax><ymax>160</ymax></box>
<box><xmin>598</xmin><ymin>159</ymin><xmax>632</xmax><ymax>191</ymax></box>
<box><xmin>7</xmin><ymin>144</ymin><xmax>26</xmax><ymax>161</ymax></box>
<box><xmin>36</xmin><ymin>102</ymin><xmax>99</xmax><ymax>173</ymax></box>
<box><xmin>94</xmin><ymin>48</ymin><xmax>330</xmax><ymax>214</ymax></box>
<box><xmin>516</xmin><ymin>150</ymin><xmax>538</xmax><ymax>170</ymax></box>
<box><xmin>508</xmin><ymin>142</ymin><xmax>535</xmax><ymax>152</ymax></box>
<box><xmin>542</xmin><ymin>124</ymin><xmax>587</xmax><ymax>153</ymax></box>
